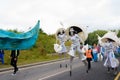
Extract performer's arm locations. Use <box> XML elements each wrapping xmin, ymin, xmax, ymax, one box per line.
<box><xmin>76</xmin><ymin>34</ymin><xmax>84</xmax><ymax>45</ymax></box>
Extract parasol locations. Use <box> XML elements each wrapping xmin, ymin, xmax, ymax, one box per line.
<box><xmin>96</xmin><ymin>34</ymin><xmax>104</xmax><ymax>46</ymax></box>
<box><xmin>101</xmin><ymin>31</ymin><xmax>120</xmax><ymax>46</ymax></box>
<box><xmin>69</xmin><ymin>26</ymin><xmax>82</xmax><ymax>34</ymax></box>
<box><xmin>66</xmin><ymin>26</ymin><xmax>88</xmax><ymax>42</ymax></box>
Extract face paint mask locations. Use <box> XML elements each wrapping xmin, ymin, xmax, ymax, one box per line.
<box><xmin>70</xmin><ymin>28</ymin><xmax>74</xmax><ymax>36</ymax></box>
<box><xmin>60</xmin><ymin>32</ymin><xmax>62</xmax><ymax>35</ymax></box>
<box><xmin>70</xmin><ymin>31</ymin><xmax>74</xmax><ymax>36</ymax></box>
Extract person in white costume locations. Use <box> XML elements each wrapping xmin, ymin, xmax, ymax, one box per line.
<box><xmin>103</xmin><ymin>39</ymin><xmax>119</xmax><ymax>75</ymax></box>
<box><xmin>68</xmin><ymin>28</ymin><xmax>87</xmax><ymax>76</ymax></box>
<box><xmin>56</xmin><ymin>29</ymin><xmax>68</xmax><ymax>68</ymax></box>
<box><xmin>69</xmin><ymin>28</ymin><xmax>86</xmax><ymax>60</ymax></box>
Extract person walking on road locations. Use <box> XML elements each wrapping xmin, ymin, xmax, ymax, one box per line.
<box><xmin>92</xmin><ymin>44</ymin><xmax>98</xmax><ymax>62</ymax></box>
<box><xmin>10</xmin><ymin>50</ymin><xmax>20</xmax><ymax>75</ymax></box>
<box><xmin>85</xmin><ymin>47</ymin><xmax>93</xmax><ymax>73</ymax></box>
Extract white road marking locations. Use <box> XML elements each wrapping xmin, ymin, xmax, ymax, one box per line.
<box><xmin>0</xmin><ymin>58</ymin><xmax>78</xmax><ymax>75</ymax></box>
<box><xmin>0</xmin><ymin>60</ymin><xmax>67</xmax><ymax>75</ymax></box>
<box><xmin>38</xmin><ymin>69</ymin><xmax>69</xmax><ymax>80</ymax></box>
<box><xmin>38</xmin><ymin>62</ymin><xmax>84</xmax><ymax>80</ymax></box>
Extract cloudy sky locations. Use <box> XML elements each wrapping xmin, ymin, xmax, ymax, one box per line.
<box><xmin>0</xmin><ymin>0</ymin><xmax>120</xmax><ymax>34</ymax></box>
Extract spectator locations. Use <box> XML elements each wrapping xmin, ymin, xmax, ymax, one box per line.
<box><xmin>0</xmin><ymin>50</ymin><xmax>4</xmax><ymax>64</ymax></box>
<box><xmin>92</xmin><ymin>44</ymin><xmax>98</xmax><ymax>62</ymax></box>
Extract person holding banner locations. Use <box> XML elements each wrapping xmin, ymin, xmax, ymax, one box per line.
<box><xmin>0</xmin><ymin>50</ymin><xmax>4</xmax><ymax>64</ymax></box>
<box><xmin>10</xmin><ymin>50</ymin><xmax>20</xmax><ymax>75</ymax></box>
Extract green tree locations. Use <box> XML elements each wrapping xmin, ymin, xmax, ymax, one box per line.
<box><xmin>85</xmin><ymin>30</ymin><xmax>107</xmax><ymax>45</ymax></box>
<box><xmin>117</xmin><ymin>30</ymin><xmax>120</xmax><ymax>37</ymax></box>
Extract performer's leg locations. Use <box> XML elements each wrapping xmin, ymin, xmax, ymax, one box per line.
<box><xmin>10</xmin><ymin>58</ymin><xmax>14</xmax><ymax>67</ymax></box>
<box><xmin>86</xmin><ymin>58</ymin><xmax>89</xmax><ymax>73</ymax></box>
<box><xmin>88</xmin><ymin>59</ymin><xmax>91</xmax><ymax>70</ymax></box>
<box><xmin>64</xmin><ymin>52</ymin><xmax>67</xmax><ymax>68</ymax></box>
<box><xmin>86</xmin><ymin>58</ymin><xmax>92</xmax><ymax>73</ymax></box>
<box><xmin>113</xmin><ymin>67</ymin><xmax>118</xmax><ymax>75</ymax></box>
<box><xmin>107</xmin><ymin>67</ymin><xmax>110</xmax><ymax>73</ymax></box>
<box><xmin>59</xmin><ymin>53</ymin><xmax>62</xmax><ymax>68</ymax></box>
<box><xmin>70</xmin><ymin>56</ymin><xmax>74</xmax><ymax>76</ymax></box>
<box><xmin>13</xmin><ymin>59</ymin><xmax>18</xmax><ymax>74</ymax></box>
<box><xmin>107</xmin><ymin>58</ymin><xmax>111</xmax><ymax>73</ymax></box>
<box><xmin>14</xmin><ymin>61</ymin><xmax>16</xmax><ymax>73</ymax></box>
<box><xmin>77</xmin><ymin>46</ymin><xmax>87</xmax><ymax>66</ymax></box>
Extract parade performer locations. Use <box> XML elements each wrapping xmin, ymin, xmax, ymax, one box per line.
<box><xmin>99</xmin><ymin>31</ymin><xmax>120</xmax><ymax>75</ymax></box>
<box><xmin>54</xmin><ymin>28</ymin><xmax>68</xmax><ymax>68</ymax></box>
<box><xmin>103</xmin><ymin>39</ymin><xmax>119</xmax><ymax>75</ymax></box>
<box><xmin>67</xmin><ymin>26</ymin><xmax>87</xmax><ymax>76</ymax></box>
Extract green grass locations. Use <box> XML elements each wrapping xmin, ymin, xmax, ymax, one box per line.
<box><xmin>0</xmin><ymin>51</ymin><xmax>61</xmax><ymax>68</ymax></box>
<box><xmin>0</xmin><ymin>30</ymin><xmax>69</xmax><ymax>69</ymax></box>
<box><xmin>0</xmin><ymin>29</ymin><xmax>73</xmax><ymax>69</ymax></box>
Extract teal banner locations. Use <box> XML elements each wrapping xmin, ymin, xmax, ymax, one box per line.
<box><xmin>0</xmin><ymin>20</ymin><xmax>40</xmax><ymax>50</ymax></box>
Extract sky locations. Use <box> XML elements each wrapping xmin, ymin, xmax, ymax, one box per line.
<box><xmin>0</xmin><ymin>0</ymin><xmax>120</xmax><ymax>34</ymax></box>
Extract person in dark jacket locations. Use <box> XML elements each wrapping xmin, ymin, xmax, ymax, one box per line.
<box><xmin>10</xmin><ymin>50</ymin><xmax>20</xmax><ymax>75</ymax></box>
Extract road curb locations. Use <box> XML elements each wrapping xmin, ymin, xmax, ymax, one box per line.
<box><xmin>0</xmin><ymin>58</ymin><xmax>66</xmax><ymax>72</ymax></box>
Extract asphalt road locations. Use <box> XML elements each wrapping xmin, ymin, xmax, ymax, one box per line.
<box><xmin>0</xmin><ymin>58</ymin><xmax>119</xmax><ymax>80</ymax></box>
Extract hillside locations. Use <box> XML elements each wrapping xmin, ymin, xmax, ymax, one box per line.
<box><xmin>0</xmin><ymin>29</ymin><xmax>59</xmax><ymax>68</ymax></box>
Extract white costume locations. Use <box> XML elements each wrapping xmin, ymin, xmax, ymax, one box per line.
<box><xmin>67</xmin><ymin>27</ymin><xmax>88</xmax><ymax>76</ymax></box>
<box><xmin>55</xmin><ymin>28</ymin><xmax>68</xmax><ymax>68</ymax></box>
<box><xmin>57</xmin><ymin>34</ymin><xmax>67</xmax><ymax>53</ymax></box>
<box><xmin>104</xmin><ymin>42</ymin><xmax>119</xmax><ymax>68</ymax></box>
<box><xmin>69</xmin><ymin>30</ymin><xmax>86</xmax><ymax>61</ymax></box>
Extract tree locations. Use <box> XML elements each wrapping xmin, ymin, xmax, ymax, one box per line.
<box><xmin>85</xmin><ymin>30</ymin><xmax>107</xmax><ymax>45</ymax></box>
<box><xmin>117</xmin><ymin>30</ymin><xmax>120</xmax><ymax>37</ymax></box>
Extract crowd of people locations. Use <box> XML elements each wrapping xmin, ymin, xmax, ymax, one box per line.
<box><xmin>55</xmin><ymin>27</ymin><xmax>120</xmax><ymax>76</ymax></box>
<box><xmin>0</xmin><ymin>26</ymin><xmax>120</xmax><ymax>77</ymax></box>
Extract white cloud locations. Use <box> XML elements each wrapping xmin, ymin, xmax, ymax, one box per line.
<box><xmin>0</xmin><ymin>0</ymin><xmax>120</xmax><ymax>34</ymax></box>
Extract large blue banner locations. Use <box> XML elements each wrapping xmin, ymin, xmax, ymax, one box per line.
<box><xmin>0</xmin><ymin>20</ymin><xmax>40</xmax><ymax>50</ymax></box>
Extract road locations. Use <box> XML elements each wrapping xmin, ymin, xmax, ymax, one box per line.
<box><xmin>0</xmin><ymin>58</ymin><xmax>119</xmax><ymax>80</ymax></box>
